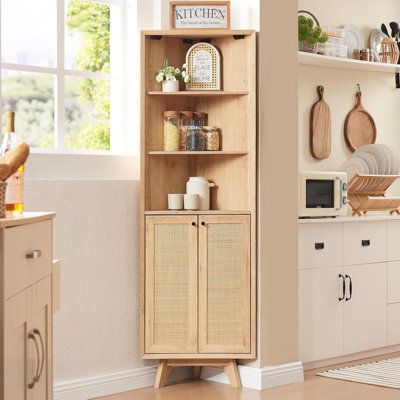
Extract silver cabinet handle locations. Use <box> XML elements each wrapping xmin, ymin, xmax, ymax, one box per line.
<box><xmin>28</xmin><ymin>332</ymin><xmax>40</xmax><ymax>389</ymax></box>
<box><xmin>26</xmin><ymin>250</ymin><xmax>42</xmax><ymax>259</ymax></box>
<box><xmin>33</xmin><ymin>329</ymin><xmax>45</xmax><ymax>383</ymax></box>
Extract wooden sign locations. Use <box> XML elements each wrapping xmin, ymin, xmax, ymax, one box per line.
<box><xmin>170</xmin><ymin>1</ymin><xmax>230</xmax><ymax>30</ymax></box>
<box><xmin>186</xmin><ymin>42</ymin><xmax>221</xmax><ymax>90</ymax></box>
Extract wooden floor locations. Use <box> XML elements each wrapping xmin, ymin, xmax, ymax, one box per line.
<box><xmin>96</xmin><ymin>353</ymin><xmax>400</xmax><ymax>400</ymax></box>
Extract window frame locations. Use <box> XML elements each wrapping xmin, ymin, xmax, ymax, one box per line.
<box><xmin>0</xmin><ymin>0</ymin><xmax>134</xmax><ymax>155</ymax></box>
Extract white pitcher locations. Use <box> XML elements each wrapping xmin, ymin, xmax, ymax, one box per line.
<box><xmin>186</xmin><ymin>177</ymin><xmax>215</xmax><ymax>211</ymax></box>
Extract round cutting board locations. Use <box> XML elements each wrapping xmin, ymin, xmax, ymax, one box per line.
<box><xmin>344</xmin><ymin>90</ymin><xmax>376</xmax><ymax>152</ymax></box>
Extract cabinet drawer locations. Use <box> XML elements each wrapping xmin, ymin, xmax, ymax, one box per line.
<box><xmin>388</xmin><ymin>221</ymin><xmax>400</xmax><ymax>261</ymax></box>
<box><xmin>299</xmin><ymin>223</ymin><xmax>342</xmax><ymax>269</ymax></box>
<box><xmin>4</xmin><ymin>220</ymin><xmax>52</xmax><ymax>300</ymax></box>
<box><xmin>388</xmin><ymin>303</ymin><xmax>400</xmax><ymax>345</ymax></box>
<box><xmin>343</xmin><ymin>221</ymin><xmax>386</xmax><ymax>266</ymax></box>
<box><xmin>388</xmin><ymin>261</ymin><xmax>400</xmax><ymax>304</ymax></box>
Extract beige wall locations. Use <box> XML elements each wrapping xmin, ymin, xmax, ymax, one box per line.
<box><xmin>258</xmin><ymin>0</ymin><xmax>299</xmax><ymax>367</ymax></box>
<box><xmin>299</xmin><ymin>0</ymin><xmax>400</xmax><ymax>195</ymax></box>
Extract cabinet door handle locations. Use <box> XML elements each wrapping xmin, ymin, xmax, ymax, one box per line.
<box><xmin>26</xmin><ymin>250</ymin><xmax>42</xmax><ymax>259</ymax></box>
<box><xmin>33</xmin><ymin>329</ymin><xmax>45</xmax><ymax>383</ymax></box>
<box><xmin>315</xmin><ymin>242</ymin><xmax>324</xmax><ymax>250</ymax></box>
<box><xmin>191</xmin><ymin>222</ymin><xmax>196</xmax><ymax>226</ymax></box>
<box><xmin>338</xmin><ymin>274</ymin><xmax>346</xmax><ymax>301</ymax></box>
<box><xmin>28</xmin><ymin>332</ymin><xmax>40</xmax><ymax>389</ymax></box>
<box><xmin>345</xmin><ymin>274</ymin><xmax>353</xmax><ymax>301</ymax></box>
<box><xmin>201</xmin><ymin>221</ymin><xmax>206</xmax><ymax>226</ymax></box>
<box><xmin>361</xmin><ymin>240</ymin><xmax>371</xmax><ymax>247</ymax></box>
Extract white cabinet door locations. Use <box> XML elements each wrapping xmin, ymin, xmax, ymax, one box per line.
<box><xmin>388</xmin><ymin>261</ymin><xmax>400</xmax><ymax>304</ymax></box>
<box><xmin>299</xmin><ymin>267</ymin><xmax>344</xmax><ymax>362</ymax></box>
<box><xmin>388</xmin><ymin>303</ymin><xmax>400</xmax><ymax>346</ymax></box>
<box><xmin>344</xmin><ymin>263</ymin><xmax>387</xmax><ymax>354</ymax></box>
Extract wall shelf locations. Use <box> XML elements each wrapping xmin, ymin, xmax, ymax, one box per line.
<box><xmin>147</xmin><ymin>151</ymin><xmax>248</xmax><ymax>155</ymax></box>
<box><xmin>147</xmin><ymin>91</ymin><xmax>249</xmax><ymax>97</ymax></box>
<box><xmin>299</xmin><ymin>52</ymin><xmax>400</xmax><ymax>73</ymax></box>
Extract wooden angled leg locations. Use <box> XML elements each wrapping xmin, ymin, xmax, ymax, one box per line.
<box><xmin>193</xmin><ymin>366</ymin><xmax>201</xmax><ymax>380</ymax></box>
<box><xmin>224</xmin><ymin>360</ymin><xmax>241</xmax><ymax>388</ymax></box>
<box><xmin>154</xmin><ymin>360</ymin><xmax>170</xmax><ymax>388</ymax></box>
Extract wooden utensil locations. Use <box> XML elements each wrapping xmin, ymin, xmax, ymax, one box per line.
<box><xmin>345</xmin><ymin>85</ymin><xmax>377</xmax><ymax>152</ymax></box>
<box><xmin>310</xmin><ymin>85</ymin><xmax>331</xmax><ymax>160</ymax></box>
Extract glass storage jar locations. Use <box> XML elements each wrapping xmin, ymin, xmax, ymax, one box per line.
<box><xmin>193</xmin><ymin>112</ymin><xmax>206</xmax><ymax>128</ymax></box>
<box><xmin>179</xmin><ymin>111</ymin><xmax>193</xmax><ymax>151</ymax></box>
<box><xmin>186</xmin><ymin>125</ymin><xmax>205</xmax><ymax>151</ymax></box>
<box><xmin>203</xmin><ymin>126</ymin><xmax>220</xmax><ymax>151</ymax></box>
<box><xmin>163</xmin><ymin>111</ymin><xmax>180</xmax><ymax>151</ymax></box>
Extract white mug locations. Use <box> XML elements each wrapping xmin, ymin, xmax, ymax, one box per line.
<box><xmin>168</xmin><ymin>194</ymin><xmax>184</xmax><ymax>210</ymax></box>
<box><xmin>184</xmin><ymin>194</ymin><xmax>200</xmax><ymax>210</ymax></box>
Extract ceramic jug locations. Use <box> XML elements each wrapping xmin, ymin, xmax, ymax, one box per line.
<box><xmin>186</xmin><ymin>177</ymin><xmax>215</xmax><ymax>211</ymax></box>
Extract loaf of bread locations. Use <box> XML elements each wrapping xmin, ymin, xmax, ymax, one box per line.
<box><xmin>0</xmin><ymin>143</ymin><xmax>30</xmax><ymax>181</ymax></box>
<box><xmin>0</xmin><ymin>164</ymin><xmax>11</xmax><ymax>181</ymax></box>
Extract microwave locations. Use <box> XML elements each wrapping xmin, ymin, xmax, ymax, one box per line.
<box><xmin>299</xmin><ymin>171</ymin><xmax>349</xmax><ymax>218</ymax></box>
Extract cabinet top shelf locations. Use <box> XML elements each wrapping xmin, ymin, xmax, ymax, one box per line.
<box><xmin>142</xmin><ymin>29</ymin><xmax>254</xmax><ymax>38</ymax></box>
<box><xmin>145</xmin><ymin>210</ymin><xmax>252</xmax><ymax>215</ymax></box>
<box><xmin>299</xmin><ymin>52</ymin><xmax>400</xmax><ymax>73</ymax></box>
<box><xmin>147</xmin><ymin>90</ymin><xmax>249</xmax><ymax>97</ymax></box>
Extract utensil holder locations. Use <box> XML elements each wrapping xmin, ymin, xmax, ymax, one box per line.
<box><xmin>348</xmin><ymin>174</ymin><xmax>400</xmax><ymax>216</ymax></box>
<box><xmin>0</xmin><ymin>182</ymin><xmax>7</xmax><ymax>218</ymax></box>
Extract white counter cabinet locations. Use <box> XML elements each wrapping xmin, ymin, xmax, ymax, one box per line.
<box><xmin>299</xmin><ymin>216</ymin><xmax>400</xmax><ymax>364</ymax></box>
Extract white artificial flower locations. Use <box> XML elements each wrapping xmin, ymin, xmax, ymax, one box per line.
<box><xmin>175</xmin><ymin>68</ymin><xmax>180</xmax><ymax>74</ymax></box>
<box><xmin>181</xmin><ymin>70</ymin><xmax>186</xmax><ymax>78</ymax></box>
<box><xmin>184</xmin><ymin>75</ymin><xmax>190</xmax><ymax>83</ymax></box>
<box><xmin>182</xmin><ymin>63</ymin><xmax>187</xmax><ymax>69</ymax></box>
<box><xmin>168</xmin><ymin>66</ymin><xmax>174</xmax><ymax>73</ymax></box>
<box><xmin>166</xmin><ymin>75</ymin><xmax>171</xmax><ymax>81</ymax></box>
<box><xmin>155</xmin><ymin>73</ymin><xmax>164</xmax><ymax>83</ymax></box>
<box><xmin>171</xmin><ymin>76</ymin><xmax>177</xmax><ymax>81</ymax></box>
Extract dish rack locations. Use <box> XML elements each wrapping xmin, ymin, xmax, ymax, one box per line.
<box><xmin>348</xmin><ymin>174</ymin><xmax>400</xmax><ymax>216</ymax></box>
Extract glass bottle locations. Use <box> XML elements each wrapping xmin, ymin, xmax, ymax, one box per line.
<box><xmin>1</xmin><ymin>111</ymin><xmax>24</xmax><ymax>215</ymax></box>
<box><xmin>186</xmin><ymin>125</ymin><xmax>205</xmax><ymax>151</ymax></box>
<box><xmin>163</xmin><ymin>111</ymin><xmax>180</xmax><ymax>151</ymax></box>
<box><xmin>179</xmin><ymin>111</ymin><xmax>193</xmax><ymax>151</ymax></box>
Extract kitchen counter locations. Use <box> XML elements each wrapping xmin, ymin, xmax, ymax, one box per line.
<box><xmin>299</xmin><ymin>213</ymin><xmax>400</xmax><ymax>224</ymax></box>
<box><xmin>0</xmin><ymin>212</ymin><xmax>55</xmax><ymax>228</ymax></box>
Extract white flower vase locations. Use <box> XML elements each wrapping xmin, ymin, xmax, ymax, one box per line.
<box><xmin>162</xmin><ymin>80</ymin><xmax>179</xmax><ymax>93</ymax></box>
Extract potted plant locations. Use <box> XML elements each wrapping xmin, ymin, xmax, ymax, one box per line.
<box><xmin>155</xmin><ymin>59</ymin><xmax>190</xmax><ymax>92</ymax></box>
<box><xmin>298</xmin><ymin>12</ymin><xmax>328</xmax><ymax>53</ymax></box>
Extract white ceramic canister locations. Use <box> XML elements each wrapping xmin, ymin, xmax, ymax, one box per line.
<box><xmin>186</xmin><ymin>177</ymin><xmax>215</xmax><ymax>211</ymax></box>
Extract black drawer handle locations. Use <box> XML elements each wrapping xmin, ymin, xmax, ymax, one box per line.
<box><xmin>362</xmin><ymin>240</ymin><xmax>371</xmax><ymax>247</ymax></box>
<box><xmin>315</xmin><ymin>242</ymin><xmax>325</xmax><ymax>250</ymax></box>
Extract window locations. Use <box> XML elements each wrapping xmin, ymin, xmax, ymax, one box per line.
<box><xmin>0</xmin><ymin>0</ymin><xmax>138</xmax><ymax>153</ymax></box>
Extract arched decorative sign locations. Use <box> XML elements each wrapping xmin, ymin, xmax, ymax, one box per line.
<box><xmin>185</xmin><ymin>42</ymin><xmax>221</xmax><ymax>91</ymax></box>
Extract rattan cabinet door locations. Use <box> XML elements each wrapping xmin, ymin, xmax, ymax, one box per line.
<box><xmin>145</xmin><ymin>216</ymin><xmax>198</xmax><ymax>354</ymax></box>
<box><xmin>198</xmin><ymin>215</ymin><xmax>251</xmax><ymax>354</ymax></box>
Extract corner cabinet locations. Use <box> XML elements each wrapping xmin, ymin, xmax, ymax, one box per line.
<box><xmin>140</xmin><ymin>29</ymin><xmax>256</xmax><ymax>388</ymax></box>
<box><xmin>2</xmin><ymin>213</ymin><xmax>58</xmax><ymax>400</ymax></box>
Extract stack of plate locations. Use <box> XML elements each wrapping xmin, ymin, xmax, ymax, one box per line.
<box><xmin>341</xmin><ymin>144</ymin><xmax>400</xmax><ymax>180</ymax></box>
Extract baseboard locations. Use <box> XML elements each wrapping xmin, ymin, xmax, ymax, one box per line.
<box><xmin>53</xmin><ymin>366</ymin><xmax>193</xmax><ymax>400</ymax></box>
<box><xmin>201</xmin><ymin>361</ymin><xmax>304</xmax><ymax>390</ymax></box>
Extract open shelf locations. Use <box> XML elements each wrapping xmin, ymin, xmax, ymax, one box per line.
<box><xmin>299</xmin><ymin>52</ymin><xmax>400</xmax><ymax>73</ymax></box>
<box><xmin>147</xmin><ymin>151</ymin><xmax>248</xmax><ymax>155</ymax></box>
<box><xmin>147</xmin><ymin>91</ymin><xmax>249</xmax><ymax>97</ymax></box>
<box><xmin>145</xmin><ymin>210</ymin><xmax>251</xmax><ymax>215</ymax></box>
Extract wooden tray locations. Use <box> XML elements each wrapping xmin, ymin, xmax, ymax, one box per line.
<box><xmin>348</xmin><ymin>174</ymin><xmax>400</xmax><ymax>216</ymax></box>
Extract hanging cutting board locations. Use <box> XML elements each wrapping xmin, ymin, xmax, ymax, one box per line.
<box><xmin>345</xmin><ymin>88</ymin><xmax>377</xmax><ymax>152</ymax></box>
<box><xmin>310</xmin><ymin>86</ymin><xmax>331</xmax><ymax>160</ymax></box>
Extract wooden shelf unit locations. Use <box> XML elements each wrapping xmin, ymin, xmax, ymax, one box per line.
<box><xmin>299</xmin><ymin>51</ymin><xmax>400</xmax><ymax>73</ymax></box>
<box><xmin>140</xmin><ymin>30</ymin><xmax>256</xmax><ymax>387</ymax></box>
